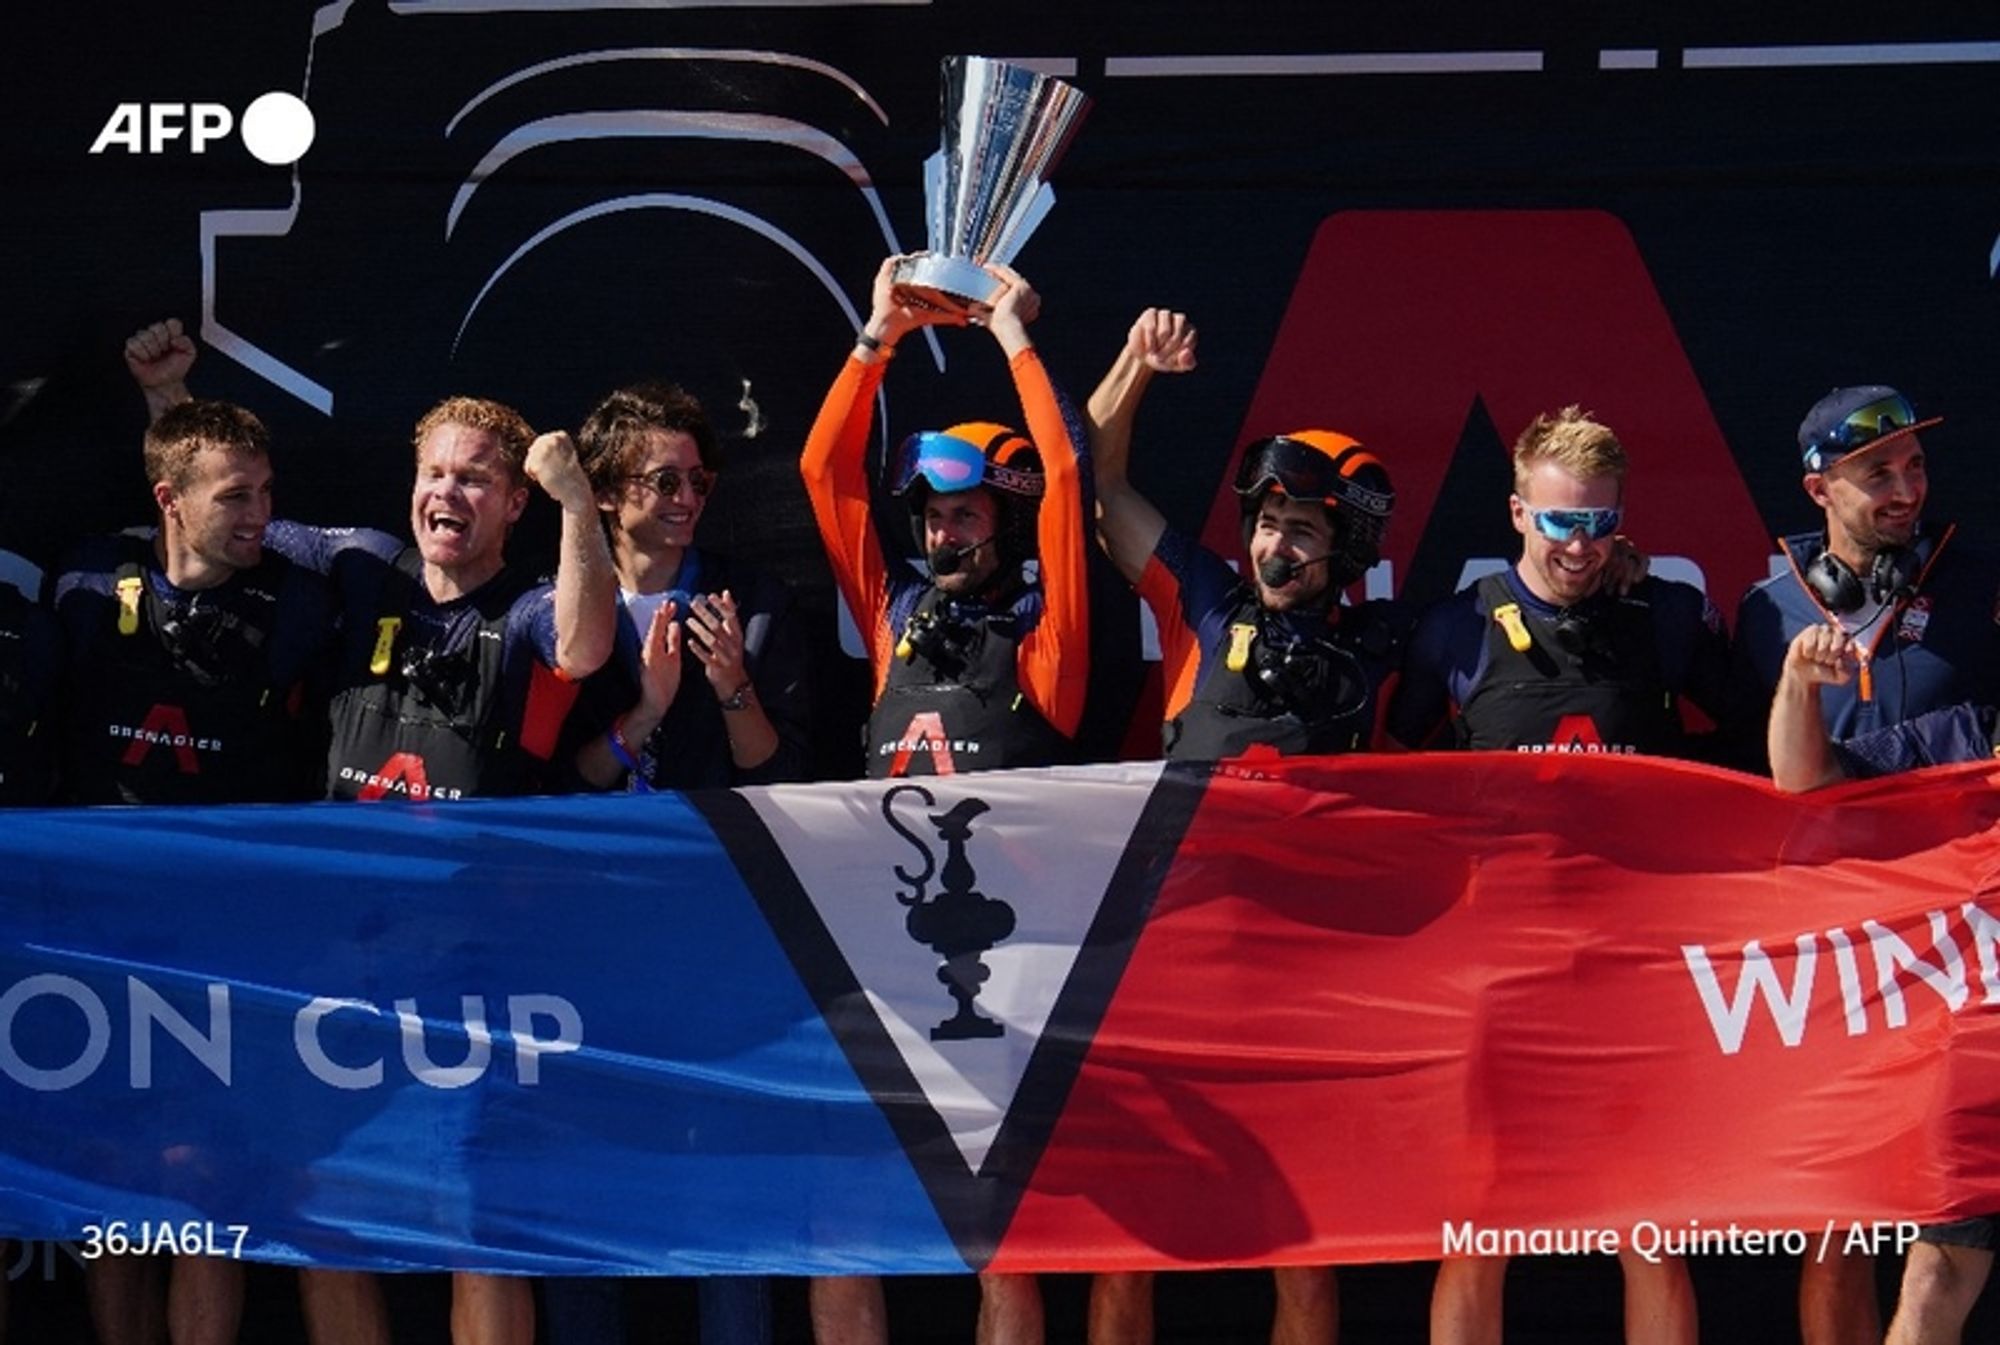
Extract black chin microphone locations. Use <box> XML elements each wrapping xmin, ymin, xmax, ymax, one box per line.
<box><xmin>1257</xmin><ymin>554</ymin><xmax>1333</xmax><ymax>588</ymax></box>
<box><xmin>929</xmin><ymin>535</ymin><xmax>992</xmax><ymax>578</ymax></box>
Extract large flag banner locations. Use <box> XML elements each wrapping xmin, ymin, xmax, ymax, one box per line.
<box><xmin>3</xmin><ymin>755</ymin><xmax>1999</xmax><ymax>1276</ymax></box>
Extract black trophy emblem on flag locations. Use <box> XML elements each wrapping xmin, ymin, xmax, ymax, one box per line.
<box><xmin>883</xmin><ymin>784</ymin><xmax>1017</xmax><ymax>1040</ymax></box>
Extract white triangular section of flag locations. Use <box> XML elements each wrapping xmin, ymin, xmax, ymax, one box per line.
<box><xmin>741</xmin><ymin>761</ymin><xmax>1167</xmax><ymax>1175</ymax></box>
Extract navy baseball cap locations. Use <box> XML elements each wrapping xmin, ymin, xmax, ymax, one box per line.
<box><xmin>1798</xmin><ymin>385</ymin><xmax>1941</xmax><ymax>473</ymax></box>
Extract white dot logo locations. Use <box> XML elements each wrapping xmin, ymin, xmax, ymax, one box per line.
<box><xmin>239</xmin><ymin>92</ymin><xmax>316</xmax><ymax>166</ymax></box>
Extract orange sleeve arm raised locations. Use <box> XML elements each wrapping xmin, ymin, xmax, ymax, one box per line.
<box><xmin>800</xmin><ymin>355</ymin><xmax>897</xmax><ymax>698</ymax></box>
<box><xmin>1011</xmin><ymin>348</ymin><xmax>1090</xmax><ymax>738</ymax></box>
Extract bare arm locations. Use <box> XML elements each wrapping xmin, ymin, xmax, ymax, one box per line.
<box><xmin>526</xmin><ymin>430</ymin><xmax>618</xmax><ymax>678</ymax></box>
<box><xmin>1768</xmin><ymin>624</ymin><xmax>1855</xmax><ymax>793</ymax></box>
<box><xmin>1086</xmin><ymin>309</ymin><xmax>1195</xmax><ymax>586</ymax></box>
<box><xmin>124</xmin><ymin>319</ymin><xmax>196</xmax><ymax>422</ymax></box>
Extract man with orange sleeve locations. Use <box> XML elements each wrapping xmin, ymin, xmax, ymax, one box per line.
<box><xmin>801</xmin><ymin>253</ymin><xmax>1090</xmax><ymax>782</ymax></box>
<box><xmin>799</xmin><ymin>253</ymin><xmax>1089</xmax><ymax>1345</ymax></box>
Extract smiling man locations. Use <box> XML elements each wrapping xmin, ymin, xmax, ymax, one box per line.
<box><xmin>1727</xmin><ymin>385</ymin><xmax>2000</xmax><ymax>768</ymax></box>
<box><xmin>54</xmin><ymin>398</ymin><xmax>335</xmax><ymax>805</ymax></box>
<box><xmin>1088</xmin><ymin>308</ymin><xmax>1406</xmax><ymax>772</ymax></box>
<box><xmin>1386</xmin><ymin>405</ymin><xmax>1727</xmax><ymax>758</ymax></box>
<box><xmin>1723</xmin><ymin>384</ymin><xmax>2000</xmax><ymax>1345</ymax></box>
<box><xmin>70</xmin><ymin>345</ymin><xmax>345</xmax><ymax>1345</ymax></box>
<box><xmin>1084</xmin><ymin>311</ymin><xmax>1407</xmax><ymax>1345</ymax></box>
<box><xmin>566</xmin><ymin>380</ymin><xmax>809</xmax><ymax>797</ymax></box>
<box><xmin>801</xmin><ymin>253</ymin><xmax>1089</xmax><ymax>785</ymax></box>
<box><xmin>1386</xmin><ymin>406</ymin><xmax>1722</xmax><ymax>1345</ymax></box>
<box><xmin>263</xmin><ymin>397</ymin><xmax>617</xmax><ymax>806</ymax></box>
<box><xmin>799</xmin><ymin>253</ymin><xmax>1089</xmax><ymax>1345</ymax></box>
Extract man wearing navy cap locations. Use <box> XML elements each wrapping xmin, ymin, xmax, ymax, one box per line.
<box><xmin>1726</xmin><ymin>384</ymin><xmax>2000</xmax><ymax>1345</ymax></box>
<box><xmin>1728</xmin><ymin>386</ymin><xmax>2000</xmax><ymax>763</ymax></box>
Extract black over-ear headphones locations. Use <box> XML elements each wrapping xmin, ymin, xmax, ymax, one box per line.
<box><xmin>1802</xmin><ymin>546</ymin><xmax>1921</xmax><ymax>614</ymax></box>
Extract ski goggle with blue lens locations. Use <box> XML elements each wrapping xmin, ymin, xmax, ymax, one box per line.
<box><xmin>1801</xmin><ymin>393</ymin><xmax>1920</xmax><ymax>472</ymax></box>
<box><xmin>890</xmin><ymin>431</ymin><xmax>1044</xmax><ymax>498</ymax></box>
<box><xmin>1526</xmin><ymin>505</ymin><xmax>1623</xmax><ymax>542</ymax></box>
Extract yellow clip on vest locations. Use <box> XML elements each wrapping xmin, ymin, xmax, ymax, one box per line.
<box><xmin>1493</xmin><ymin>603</ymin><xmax>1533</xmax><ymax>654</ymax></box>
<box><xmin>1225</xmin><ymin>622</ymin><xmax>1257</xmax><ymax>673</ymax></box>
<box><xmin>115</xmin><ymin>576</ymin><xmax>144</xmax><ymax>636</ymax></box>
<box><xmin>370</xmin><ymin>617</ymin><xmax>402</xmax><ymax>676</ymax></box>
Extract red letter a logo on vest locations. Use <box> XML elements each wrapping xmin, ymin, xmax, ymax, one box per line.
<box><xmin>1547</xmin><ymin>714</ymin><xmax>1610</xmax><ymax>752</ymax></box>
<box><xmin>121</xmin><ymin>703</ymin><xmax>201</xmax><ymax>773</ymax></box>
<box><xmin>886</xmin><ymin>712</ymin><xmax>958</xmax><ymax>777</ymax></box>
<box><xmin>358</xmin><ymin>752</ymin><xmax>431</xmax><ymax>801</ymax></box>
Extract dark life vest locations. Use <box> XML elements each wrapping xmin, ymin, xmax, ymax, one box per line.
<box><xmin>64</xmin><ymin>538</ymin><xmax>308</xmax><ymax>804</ymax></box>
<box><xmin>1455</xmin><ymin>573</ymin><xmax>1682</xmax><ymax>755</ymax></box>
<box><xmin>865</xmin><ymin>586</ymin><xmax>1070</xmax><ymax>778</ymax></box>
<box><xmin>325</xmin><ymin>549</ymin><xmax>532</xmax><ymax>802</ymax></box>
<box><xmin>1166</xmin><ymin>589</ymin><xmax>1396</xmax><ymax>760</ymax></box>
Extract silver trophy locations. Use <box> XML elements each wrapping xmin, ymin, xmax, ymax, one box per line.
<box><xmin>891</xmin><ymin>56</ymin><xmax>1093</xmax><ymax>318</ymax></box>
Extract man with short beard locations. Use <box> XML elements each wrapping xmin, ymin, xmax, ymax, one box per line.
<box><xmin>799</xmin><ymin>254</ymin><xmax>1089</xmax><ymax>1345</ymax></box>
<box><xmin>1088</xmin><ymin>308</ymin><xmax>1407</xmax><ymax>767</ymax></box>
<box><xmin>801</xmin><ymin>254</ymin><xmax>1089</xmax><ymax>785</ymax></box>
<box><xmin>54</xmin><ymin>398</ymin><xmax>335</xmax><ymax>805</ymax></box>
<box><xmin>1727</xmin><ymin>385</ymin><xmax>2000</xmax><ymax>1345</ymax></box>
<box><xmin>68</xmin><ymin>333</ymin><xmax>341</xmax><ymax>1345</ymax></box>
<box><xmin>1082</xmin><ymin>310</ymin><xmax>1405</xmax><ymax>1345</ymax></box>
<box><xmin>1728</xmin><ymin>385</ymin><xmax>2000</xmax><ymax>769</ymax></box>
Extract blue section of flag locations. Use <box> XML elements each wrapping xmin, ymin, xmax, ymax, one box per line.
<box><xmin>0</xmin><ymin>793</ymin><xmax>962</xmax><ymax>1274</ymax></box>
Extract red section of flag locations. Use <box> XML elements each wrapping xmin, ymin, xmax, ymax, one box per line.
<box><xmin>997</xmin><ymin>753</ymin><xmax>2000</xmax><ymax>1270</ymax></box>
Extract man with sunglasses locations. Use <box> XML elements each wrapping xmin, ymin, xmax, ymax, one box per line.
<box><xmin>566</xmin><ymin>380</ymin><xmax>810</xmax><ymax>797</ymax></box>
<box><xmin>1727</xmin><ymin>385</ymin><xmax>2000</xmax><ymax>771</ymax></box>
<box><xmin>1387</xmin><ymin>406</ymin><xmax>1723</xmax><ymax>1345</ymax></box>
<box><xmin>1725</xmin><ymin>384</ymin><xmax>2000</xmax><ymax>1345</ymax></box>
<box><xmin>1387</xmin><ymin>406</ymin><xmax>1726</xmax><ymax>760</ymax></box>
<box><xmin>550</xmin><ymin>381</ymin><xmax>806</xmax><ymax>1345</ymax></box>
<box><xmin>800</xmin><ymin>254</ymin><xmax>1088</xmax><ymax>1345</ymax></box>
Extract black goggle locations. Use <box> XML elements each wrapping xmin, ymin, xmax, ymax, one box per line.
<box><xmin>1234</xmin><ymin>437</ymin><xmax>1392</xmax><ymax>518</ymax></box>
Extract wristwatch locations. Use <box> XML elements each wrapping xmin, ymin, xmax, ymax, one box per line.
<box><xmin>719</xmin><ymin>680</ymin><xmax>756</xmax><ymax>712</ymax></box>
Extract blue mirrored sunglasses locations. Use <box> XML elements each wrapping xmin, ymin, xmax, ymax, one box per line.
<box><xmin>1527</xmin><ymin>506</ymin><xmax>1623</xmax><ymax>542</ymax></box>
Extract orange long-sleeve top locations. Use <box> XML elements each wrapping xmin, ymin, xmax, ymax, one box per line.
<box><xmin>799</xmin><ymin>347</ymin><xmax>1091</xmax><ymax>739</ymax></box>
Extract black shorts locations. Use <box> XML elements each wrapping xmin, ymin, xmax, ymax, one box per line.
<box><xmin>1918</xmin><ymin>1217</ymin><xmax>1999</xmax><ymax>1251</ymax></box>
